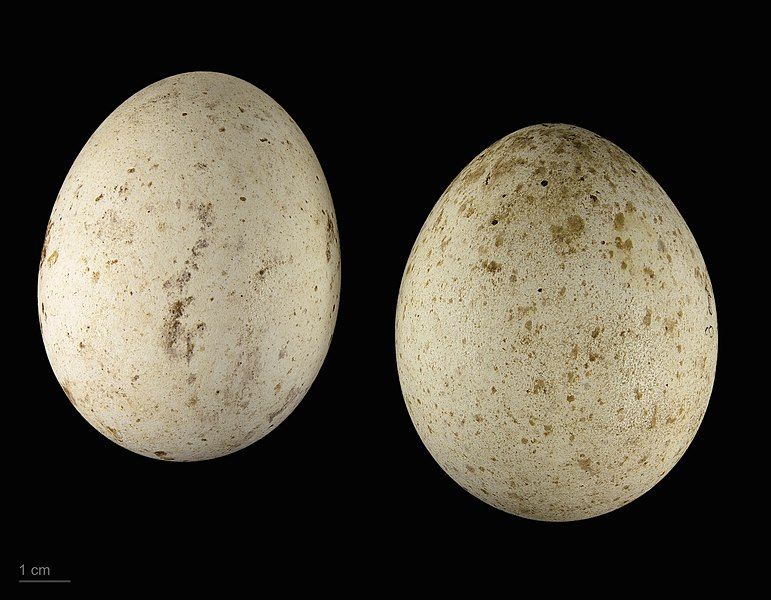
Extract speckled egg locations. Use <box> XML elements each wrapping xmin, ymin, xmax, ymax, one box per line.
<box><xmin>38</xmin><ymin>72</ymin><xmax>340</xmax><ymax>461</ymax></box>
<box><xmin>395</xmin><ymin>123</ymin><xmax>717</xmax><ymax>520</ymax></box>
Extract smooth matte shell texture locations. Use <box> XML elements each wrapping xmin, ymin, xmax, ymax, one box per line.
<box><xmin>396</xmin><ymin>123</ymin><xmax>717</xmax><ymax>520</ymax></box>
<box><xmin>39</xmin><ymin>72</ymin><xmax>340</xmax><ymax>461</ymax></box>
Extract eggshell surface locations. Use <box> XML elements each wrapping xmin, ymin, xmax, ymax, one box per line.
<box><xmin>38</xmin><ymin>72</ymin><xmax>340</xmax><ymax>461</ymax></box>
<box><xmin>395</xmin><ymin>123</ymin><xmax>717</xmax><ymax>520</ymax></box>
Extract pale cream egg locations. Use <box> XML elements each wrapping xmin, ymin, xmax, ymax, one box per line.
<box><xmin>38</xmin><ymin>72</ymin><xmax>340</xmax><ymax>461</ymax></box>
<box><xmin>396</xmin><ymin>123</ymin><xmax>717</xmax><ymax>520</ymax></box>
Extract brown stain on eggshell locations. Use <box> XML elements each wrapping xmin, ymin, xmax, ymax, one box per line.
<box><xmin>37</xmin><ymin>72</ymin><xmax>341</xmax><ymax>461</ymax></box>
<box><xmin>550</xmin><ymin>215</ymin><xmax>585</xmax><ymax>255</ymax></box>
<box><xmin>40</xmin><ymin>219</ymin><xmax>54</xmax><ymax>268</ymax></box>
<box><xmin>395</xmin><ymin>123</ymin><xmax>717</xmax><ymax>521</ymax></box>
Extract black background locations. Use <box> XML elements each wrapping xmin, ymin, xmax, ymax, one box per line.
<box><xmin>13</xmin><ymin>16</ymin><xmax>752</xmax><ymax>590</ymax></box>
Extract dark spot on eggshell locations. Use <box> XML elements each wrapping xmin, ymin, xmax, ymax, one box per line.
<box><xmin>191</xmin><ymin>238</ymin><xmax>209</xmax><ymax>257</ymax></box>
<box><xmin>40</xmin><ymin>218</ymin><xmax>54</xmax><ymax>268</ymax></box>
<box><xmin>481</xmin><ymin>259</ymin><xmax>502</xmax><ymax>273</ymax></box>
<box><xmin>268</xmin><ymin>385</ymin><xmax>303</xmax><ymax>423</ymax></box>
<box><xmin>325</xmin><ymin>213</ymin><xmax>336</xmax><ymax>263</ymax></box>
<box><xmin>61</xmin><ymin>384</ymin><xmax>76</xmax><ymax>406</ymax></box>
<box><xmin>577</xmin><ymin>454</ymin><xmax>597</xmax><ymax>476</ymax></box>
<box><xmin>191</xmin><ymin>201</ymin><xmax>214</xmax><ymax>229</ymax></box>
<box><xmin>106</xmin><ymin>426</ymin><xmax>123</xmax><ymax>442</ymax></box>
<box><xmin>162</xmin><ymin>296</ymin><xmax>193</xmax><ymax>358</ymax></box>
<box><xmin>550</xmin><ymin>215</ymin><xmax>585</xmax><ymax>254</ymax></box>
<box><xmin>46</xmin><ymin>249</ymin><xmax>59</xmax><ymax>268</ymax></box>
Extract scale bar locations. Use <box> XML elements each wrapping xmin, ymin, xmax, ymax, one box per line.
<box><xmin>19</xmin><ymin>579</ymin><xmax>71</xmax><ymax>583</ymax></box>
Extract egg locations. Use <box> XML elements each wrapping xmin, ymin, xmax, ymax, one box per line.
<box><xmin>395</xmin><ymin>123</ymin><xmax>717</xmax><ymax>520</ymax></box>
<box><xmin>38</xmin><ymin>72</ymin><xmax>340</xmax><ymax>461</ymax></box>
